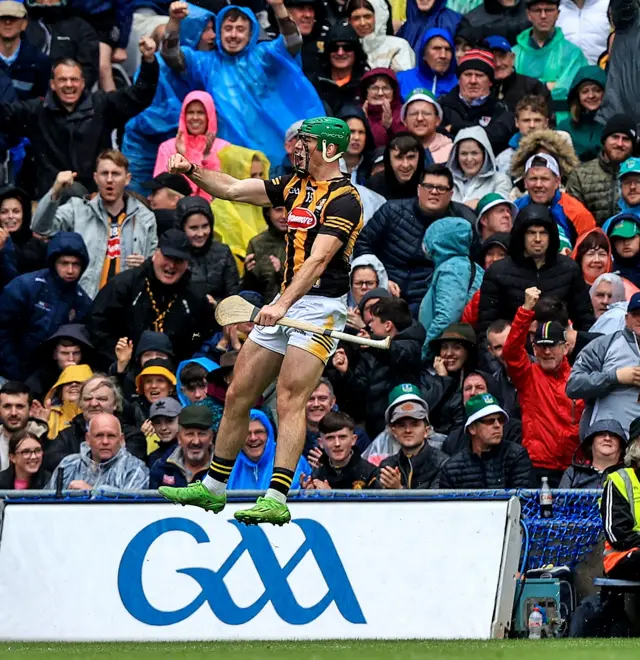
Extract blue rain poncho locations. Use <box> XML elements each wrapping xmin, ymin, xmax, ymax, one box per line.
<box><xmin>227</xmin><ymin>409</ymin><xmax>310</xmax><ymax>490</ymax></box>
<box><xmin>122</xmin><ymin>3</ymin><xmax>215</xmax><ymax>191</ymax></box>
<box><xmin>178</xmin><ymin>5</ymin><xmax>324</xmax><ymax>164</ymax></box>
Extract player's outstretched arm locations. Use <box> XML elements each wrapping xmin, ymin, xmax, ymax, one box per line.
<box><xmin>167</xmin><ymin>154</ymin><xmax>271</xmax><ymax>206</ymax></box>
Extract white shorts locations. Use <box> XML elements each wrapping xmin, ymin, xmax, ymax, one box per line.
<box><xmin>249</xmin><ymin>294</ymin><xmax>347</xmax><ymax>365</ymax></box>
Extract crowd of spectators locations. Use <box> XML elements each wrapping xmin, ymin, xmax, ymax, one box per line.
<box><xmin>0</xmin><ymin>0</ymin><xmax>639</xmax><ymax>496</ymax></box>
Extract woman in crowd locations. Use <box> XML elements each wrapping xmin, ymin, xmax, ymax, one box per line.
<box><xmin>421</xmin><ymin>323</ymin><xmax>477</xmax><ymax>435</ymax></box>
<box><xmin>176</xmin><ymin>196</ymin><xmax>239</xmax><ymax>301</ymax></box>
<box><xmin>154</xmin><ymin>91</ymin><xmax>231</xmax><ymax>201</ymax></box>
<box><xmin>348</xmin><ymin>255</ymin><xmax>389</xmax><ymax>329</ymax></box>
<box><xmin>45</xmin><ymin>364</ymin><xmax>94</xmax><ymax>440</ymax></box>
<box><xmin>560</xmin><ymin>419</ymin><xmax>626</xmax><ymax>489</ymax></box>
<box><xmin>360</xmin><ymin>68</ymin><xmax>405</xmax><ymax>148</ymax></box>
<box><xmin>134</xmin><ymin>359</ymin><xmax>177</xmax><ymax>424</ymax></box>
<box><xmin>558</xmin><ymin>66</ymin><xmax>606</xmax><ymax>162</ymax></box>
<box><xmin>0</xmin><ymin>186</ymin><xmax>45</xmax><ymax>273</ymax></box>
<box><xmin>347</xmin><ymin>0</ymin><xmax>415</xmax><ymax>72</ymax></box>
<box><xmin>0</xmin><ymin>430</ymin><xmax>49</xmax><ymax>489</ymax></box>
<box><xmin>447</xmin><ymin>127</ymin><xmax>512</xmax><ymax>209</ymax></box>
<box><xmin>419</xmin><ymin>217</ymin><xmax>483</xmax><ymax>356</ymax></box>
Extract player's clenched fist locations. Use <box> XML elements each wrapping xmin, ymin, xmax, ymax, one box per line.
<box><xmin>168</xmin><ymin>153</ymin><xmax>192</xmax><ymax>174</ymax></box>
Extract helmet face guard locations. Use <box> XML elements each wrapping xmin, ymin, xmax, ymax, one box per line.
<box><xmin>292</xmin><ymin>117</ymin><xmax>351</xmax><ymax>175</ymax></box>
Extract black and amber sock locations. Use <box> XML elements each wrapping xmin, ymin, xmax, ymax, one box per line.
<box><xmin>268</xmin><ymin>467</ymin><xmax>295</xmax><ymax>497</ymax></box>
<box><xmin>208</xmin><ymin>455</ymin><xmax>236</xmax><ymax>484</ymax></box>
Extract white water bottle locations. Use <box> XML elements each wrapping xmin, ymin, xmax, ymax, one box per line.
<box><xmin>528</xmin><ymin>606</ymin><xmax>543</xmax><ymax>639</ymax></box>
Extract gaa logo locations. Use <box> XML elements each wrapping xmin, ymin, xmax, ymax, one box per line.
<box><xmin>287</xmin><ymin>207</ymin><xmax>317</xmax><ymax>230</ymax></box>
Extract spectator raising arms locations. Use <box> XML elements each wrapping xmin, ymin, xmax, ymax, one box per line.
<box><xmin>503</xmin><ymin>286</ymin><xmax>583</xmax><ymax>485</ymax></box>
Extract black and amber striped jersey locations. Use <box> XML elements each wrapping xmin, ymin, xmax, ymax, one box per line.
<box><xmin>264</xmin><ymin>173</ymin><xmax>363</xmax><ymax>298</ymax></box>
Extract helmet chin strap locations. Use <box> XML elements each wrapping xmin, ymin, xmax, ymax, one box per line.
<box><xmin>322</xmin><ymin>140</ymin><xmax>343</xmax><ymax>163</ymax></box>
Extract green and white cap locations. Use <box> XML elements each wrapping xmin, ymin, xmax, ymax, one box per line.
<box><xmin>464</xmin><ymin>393</ymin><xmax>508</xmax><ymax>429</ymax></box>
<box><xmin>400</xmin><ymin>89</ymin><xmax>443</xmax><ymax>122</ymax></box>
<box><xmin>384</xmin><ymin>383</ymin><xmax>429</xmax><ymax>424</ymax></box>
<box><xmin>475</xmin><ymin>192</ymin><xmax>517</xmax><ymax>232</ymax></box>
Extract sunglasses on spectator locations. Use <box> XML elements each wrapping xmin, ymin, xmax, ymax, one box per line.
<box><xmin>328</xmin><ymin>42</ymin><xmax>356</xmax><ymax>53</ymax></box>
<box><xmin>420</xmin><ymin>183</ymin><xmax>452</xmax><ymax>194</ymax></box>
<box><xmin>477</xmin><ymin>416</ymin><xmax>504</xmax><ymax>427</ymax></box>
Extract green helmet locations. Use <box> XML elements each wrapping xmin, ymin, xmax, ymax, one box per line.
<box><xmin>298</xmin><ymin>117</ymin><xmax>351</xmax><ymax>162</ymax></box>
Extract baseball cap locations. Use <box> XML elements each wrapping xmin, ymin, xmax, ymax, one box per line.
<box><xmin>0</xmin><ymin>1</ymin><xmax>26</xmax><ymax>17</ymax></box>
<box><xmin>464</xmin><ymin>393</ymin><xmax>508</xmax><ymax>429</ymax></box>
<box><xmin>389</xmin><ymin>400</ymin><xmax>429</xmax><ymax>425</ymax></box>
<box><xmin>285</xmin><ymin>119</ymin><xmax>304</xmax><ymax>143</ymax></box>
<box><xmin>479</xmin><ymin>231</ymin><xmax>511</xmax><ymax>260</ymax></box>
<box><xmin>149</xmin><ymin>397</ymin><xmax>182</xmax><ymax>420</ymax></box>
<box><xmin>400</xmin><ymin>89</ymin><xmax>443</xmax><ymax>122</ymax></box>
<box><xmin>628</xmin><ymin>292</ymin><xmax>640</xmax><ymax>313</ymax></box>
<box><xmin>485</xmin><ymin>35</ymin><xmax>512</xmax><ymax>52</ymax></box>
<box><xmin>179</xmin><ymin>405</ymin><xmax>214</xmax><ymax>429</ymax></box>
<box><xmin>158</xmin><ymin>228</ymin><xmax>191</xmax><ymax>261</ymax></box>
<box><xmin>609</xmin><ymin>217</ymin><xmax>640</xmax><ymax>240</ymax></box>
<box><xmin>143</xmin><ymin>172</ymin><xmax>192</xmax><ymax>197</ymax></box>
<box><xmin>619</xmin><ymin>157</ymin><xmax>640</xmax><ymax>180</ymax></box>
<box><xmin>384</xmin><ymin>383</ymin><xmax>429</xmax><ymax>424</ymax></box>
<box><xmin>525</xmin><ymin>153</ymin><xmax>560</xmax><ymax>178</ymax></box>
<box><xmin>533</xmin><ymin>321</ymin><xmax>566</xmax><ymax>346</ymax></box>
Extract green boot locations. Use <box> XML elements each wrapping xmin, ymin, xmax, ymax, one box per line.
<box><xmin>158</xmin><ymin>481</ymin><xmax>226</xmax><ymax>513</ymax></box>
<box><xmin>234</xmin><ymin>496</ymin><xmax>291</xmax><ymax>526</ymax></box>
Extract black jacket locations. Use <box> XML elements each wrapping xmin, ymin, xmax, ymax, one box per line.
<box><xmin>477</xmin><ymin>204</ymin><xmax>595</xmax><ymax>336</ymax></box>
<box><xmin>0</xmin><ymin>37</ymin><xmax>50</xmax><ymax>101</ymax></box>
<box><xmin>458</xmin><ymin>0</ymin><xmax>530</xmax><ymax>46</ymax></box>
<box><xmin>494</xmin><ymin>71</ymin><xmax>550</xmax><ymax>113</ymax></box>
<box><xmin>43</xmin><ymin>412</ymin><xmax>146</xmax><ymax>472</ymax></box>
<box><xmin>25</xmin><ymin>8</ymin><xmax>99</xmax><ymax>90</ymax></box>
<box><xmin>329</xmin><ymin>321</ymin><xmax>426</xmax><ymax>438</ymax></box>
<box><xmin>439</xmin><ymin>88</ymin><xmax>515</xmax><ymax>156</ymax></box>
<box><xmin>364</xmin><ymin>136</ymin><xmax>425</xmax><ymax>200</ymax></box>
<box><xmin>439</xmin><ymin>440</ymin><xmax>533</xmax><ymax>489</ymax></box>
<box><xmin>0</xmin><ymin>57</ymin><xmax>158</xmax><ymax>199</ymax></box>
<box><xmin>443</xmin><ymin>417</ymin><xmax>522</xmax><ymax>456</ymax></box>
<box><xmin>176</xmin><ymin>196</ymin><xmax>239</xmax><ymax>300</ymax></box>
<box><xmin>601</xmin><ymin>468</ymin><xmax>640</xmax><ymax>552</ymax></box>
<box><xmin>354</xmin><ymin>198</ymin><xmax>475</xmax><ymax>309</ymax></box>
<box><xmin>420</xmin><ymin>368</ymin><xmax>466</xmax><ymax>435</ymax></box>
<box><xmin>0</xmin><ymin>464</ymin><xmax>50</xmax><ymax>489</ymax></box>
<box><xmin>311</xmin><ymin>22</ymin><xmax>368</xmax><ymax>116</ymax></box>
<box><xmin>312</xmin><ymin>448</ymin><xmax>377</xmax><ymax>489</ymax></box>
<box><xmin>559</xmin><ymin>461</ymin><xmax>622</xmax><ymax>489</ymax></box>
<box><xmin>376</xmin><ymin>441</ymin><xmax>448</xmax><ymax>489</ymax></box>
<box><xmin>89</xmin><ymin>259</ymin><xmax>217</xmax><ymax>369</ymax></box>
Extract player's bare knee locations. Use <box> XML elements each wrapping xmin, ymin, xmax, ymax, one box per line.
<box><xmin>275</xmin><ymin>388</ymin><xmax>306</xmax><ymax>420</ymax></box>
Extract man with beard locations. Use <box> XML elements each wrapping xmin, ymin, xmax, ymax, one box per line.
<box><xmin>0</xmin><ymin>381</ymin><xmax>40</xmax><ymax>471</ymax></box>
<box><xmin>149</xmin><ymin>406</ymin><xmax>214</xmax><ymax>488</ymax></box>
<box><xmin>161</xmin><ymin>117</ymin><xmax>363</xmax><ymax>525</ymax></box>
<box><xmin>31</xmin><ymin>150</ymin><xmax>158</xmax><ymax>299</ymax></box>
<box><xmin>90</xmin><ymin>228</ymin><xmax>217</xmax><ymax>368</ymax></box>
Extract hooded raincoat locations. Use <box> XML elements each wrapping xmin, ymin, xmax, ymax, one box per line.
<box><xmin>46</xmin><ymin>441</ymin><xmax>149</xmax><ymax>491</ymax></box>
<box><xmin>46</xmin><ymin>363</ymin><xmax>94</xmax><ymax>439</ymax></box>
<box><xmin>359</xmin><ymin>0</ymin><xmax>415</xmax><ymax>72</ymax></box>
<box><xmin>513</xmin><ymin>27</ymin><xmax>588</xmax><ymax>105</ymax></box>
<box><xmin>122</xmin><ymin>4</ymin><xmax>215</xmax><ymax>191</ymax></box>
<box><xmin>397</xmin><ymin>0</ymin><xmax>461</xmax><ymax>57</ymax></box>
<box><xmin>176</xmin><ymin>196</ymin><xmax>239</xmax><ymax>299</ymax></box>
<box><xmin>175</xmin><ymin>6</ymin><xmax>324</xmax><ymax>163</ymax></box>
<box><xmin>210</xmin><ymin>145</ymin><xmax>270</xmax><ymax>274</ymax></box>
<box><xmin>557</xmin><ymin>66</ymin><xmax>606</xmax><ymax>162</ymax></box>
<box><xmin>446</xmin><ymin>126</ymin><xmax>512</xmax><ymax>204</ymax></box>
<box><xmin>360</xmin><ymin>68</ymin><xmax>405</xmax><ymax>148</ymax></box>
<box><xmin>397</xmin><ymin>27</ymin><xmax>457</xmax><ymax>100</ymax></box>
<box><xmin>175</xmin><ymin>356</ymin><xmax>219</xmax><ymax>406</ymax></box>
<box><xmin>154</xmin><ymin>91</ymin><xmax>231</xmax><ymax>200</ymax></box>
<box><xmin>227</xmin><ymin>409</ymin><xmax>310</xmax><ymax>489</ymax></box>
<box><xmin>419</xmin><ymin>217</ymin><xmax>484</xmax><ymax>357</ymax></box>
<box><xmin>0</xmin><ymin>232</ymin><xmax>92</xmax><ymax>381</ymax></box>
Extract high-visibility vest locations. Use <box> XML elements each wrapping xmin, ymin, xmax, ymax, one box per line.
<box><xmin>603</xmin><ymin>468</ymin><xmax>640</xmax><ymax>572</ymax></box>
